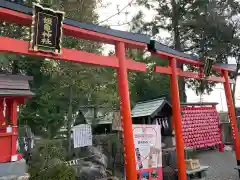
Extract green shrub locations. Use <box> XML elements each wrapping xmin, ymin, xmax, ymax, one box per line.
<box><xmin>29</xmin><ymin>163</ymin><xmax>75</xmax><ymax>180</ymax></box>
<box><xmin>28</xmin><ymin>139</ymin><xmax>75</xmax><ymax>180</ymax></box>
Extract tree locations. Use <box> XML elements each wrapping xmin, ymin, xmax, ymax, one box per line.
<box><xmin>1</xmin><ymin>0</ymin><xmax>118</xmax><ymax>141</ymax></box>
<box><xmin>108</xmin><ymin>46</ymin><xmax>170</xmax><ymax>104</ymax></box>
<box><xmin>227</xmin><ymin>10</ymin><xmax>240</xmax><ymax>103</ymax></box>
<box><xmin>132</xmin><ymin>0</ymin><xmax>187</xmax><ymax>101</ymax></box>
<box><xmin>133</xmin><ymin>0</ymin><xmax>240</xmax><ymax>97</ymax></box>
<box><xmin>127</xmin><ymin>51</ymin><xmax>170</xmax><ymax>103</ymax></box>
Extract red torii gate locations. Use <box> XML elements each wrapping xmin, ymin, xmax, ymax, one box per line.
<box><xmin>0</xmin><ymin>1</ymin><xmax>239</xmax><ymax>180</ymax></box>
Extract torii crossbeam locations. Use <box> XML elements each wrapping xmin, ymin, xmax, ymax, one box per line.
<box><xmin>0</xmin><ymin>1</ymin><xmax>239</xmax><ymax>180</ymax></box>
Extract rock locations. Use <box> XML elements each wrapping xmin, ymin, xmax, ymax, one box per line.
<box><xmin>0</xmin><ymin>175</ymin><xmax>17</xmax><ymax>180</ymax></box>
<box><xmin>17</xmin><ymin>173</ymin><xmax>29</xmax><ymax>180</ymax></box>
<box><xmin>0</xmin><ymin>173</ymin><xmax>29</xmax><ymax>180</ymax></box>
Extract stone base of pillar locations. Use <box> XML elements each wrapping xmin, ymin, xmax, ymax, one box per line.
<box><xmin>11</xmin><ymin>154</ymin><xmax>22</xmax><ymax>162</ymax></box>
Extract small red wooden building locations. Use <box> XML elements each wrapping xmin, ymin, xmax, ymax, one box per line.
<box><xmin>0</xmin><ymin>74</ymin><xmax>34</xmax><ymax>163</ymax></box>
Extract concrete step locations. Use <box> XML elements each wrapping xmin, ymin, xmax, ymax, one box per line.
<box><xmin>0</xmin><ymin>159</ymin><xmax>27</xmax><ymax>178</ymax></box>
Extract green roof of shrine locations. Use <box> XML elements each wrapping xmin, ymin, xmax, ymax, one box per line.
<box><xmin>131</xmin><ymin>98</ymin><xmax>171</xmax><ymax>118</ymax></box>
<box><xmin>0</xmin><ymin>74</ymin><xmax>34</xmax><ymax>97</ymax></box>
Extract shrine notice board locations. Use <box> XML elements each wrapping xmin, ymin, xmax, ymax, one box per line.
<box><xmin>181</xmin><ymin>106</ymin><xmax>221</xmax><ymax>148</ymax></box>
<box><xmin>132</xmin><ymin>124</ymin><xmax>163</xmax><ymax>180</ymax></box>
<box><xmin>72</xmin><ymin>124</ymin><xmax>92</xmax><ymax>148</ymax></box>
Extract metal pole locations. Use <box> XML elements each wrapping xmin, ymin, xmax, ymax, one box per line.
<box><xmin>222</xmin><ymin>70</ymin><xmax>240</xmax><ymax>173</ymax></box>
<box><xmin>220</xmin><ymin>91</ymin><xmax>224</xmax><ymax>111</ymax></box>
<box><xmin>115</xmin><ymin>41</ymin><xmax>137</xmax><ymax>180</ymax></box>
<box><xmin>213</xmin><ymin>104</ymin><xmax>224</xmax><ymax>152</ymax></box>
<box><xmin>169</xmin><ymin>58</ymin><xmax>187</xmax><ymax>180</ymax></box>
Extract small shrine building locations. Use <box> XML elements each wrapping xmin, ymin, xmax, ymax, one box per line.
<box><xmin>0</xmin><ymin>74</ymin><xmax>34</xmax><ymax>163</ymax></box>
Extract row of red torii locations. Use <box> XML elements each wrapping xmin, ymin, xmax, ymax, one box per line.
<box><xmin>0</xmin><ymin>1</ymin><xmax>239</xmax><ymax>180</ymax></box>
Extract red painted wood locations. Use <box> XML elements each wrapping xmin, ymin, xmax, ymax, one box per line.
<box><xmin>0</xmin><ymin>36</ymin><xmax>119</xmax><ymax>67</ymax></box>
<box><xmin>0</xmin><ymin>7</ymin><xmax>31</xmax><ymax>26</ymax></box>
<box><xmin>9</xmin><ymin>100</ymin><xmax>17</xmax><ymax>128</ymax></box>
<box><xmin>0</xmin><ymin>7</ymin><xmax>235</xmax><ymax>73</ymax></box>
<box><xmin>0</xmin><ymin>36</ymin><xmax>147</xmax><ymax>72</ymax></box>
<box><xmin>0</xmin><ymin>99</ymin><xmax>4</xmax><ymax>125</ymax></box>
<box><xmin>178</xmin><ymin>70</ymin><xmax>227</xmax><ymax>83</ymax></box>
<box><xmin>6</xmin><ymin>99</ymin><xmax>18</xmax><ymax>158</ymax></box>
<box><xmin>153</xmin><ymin>51</ymin><xmax>235</xmax><ymax>72</ymax></box>
<box><xmin>0</xmin><ymin>8</ymin><xmax>146</xmax><ymax>49</ymax></box>
<box><xmin>2</xmin><ymin>36</ymin><xmax>233</xmax><ymax>82</ymax></box>
<box><xmin>116</xmin><ymin>42</ymin><xmax>138</xmax><ymax>180</ymax></box>
<box><xmin>126</xmin><ymin>59</ymin><xmax>147</xmax><ymax>72</ymax></box>
<box><xmin>5</xmin><ymin>99</ymin><xmax>12</xmax><ymax>125</ymax></box>
<box><xmin>0</xmin><ymin>5</ymin><xmax>238</xmax><ymax>178</ymax></box>
<box><xmin>223</xmin><ymin>70</ymin><xmax>240</xmax><ymax>160</ymax></box>
<box><xmin>154</xmin><ymin>66</ymin><xmax>234</xmax><ymax>83</ymax></box>
<box><xmin>2</xmin><ymin>97</ymin><xmax>28</xmax><ymax>104</ymax></box>
<box><xmin>154</xmin><ymin>66</ymin><xmax>172</xmax><ymax>75</ymax></box>
<box><xmin>11</xmin><ymin>134</ymin><xmax>18</xmax><ymax>158</ymax></box>
<box><xmin>0</xmin><ymin>133</ymin><xmax>12</xmax><ymax>162</ymax></box>
<box><xmin>0</xmin><ymin>7</ymin><xmax>235</xmax><ymax>72</ymax></box>
<box><xmin>169</xmin><ymin>58</ymin><xmax>187</xmax><ymax>180</ymax></box>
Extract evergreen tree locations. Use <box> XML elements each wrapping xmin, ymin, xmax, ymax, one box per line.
<box><xmin>0</xmin><ymin>0</ymin><xmax>117</xmax><ymax>140</ymax></box>
<box><xmin>133</xmin><ymin>0</ymin><xmax>240</xmax><ymax>96</ymax></box>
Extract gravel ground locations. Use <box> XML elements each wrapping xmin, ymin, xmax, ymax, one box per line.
<box><xmin>196</xmin><ymin>150</ymin><xmax>239</xmax><ymax>180</ymax></box>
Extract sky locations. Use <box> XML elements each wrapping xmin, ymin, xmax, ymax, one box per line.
<box><xmin>97</xmin><ymin>0</ymin><xmax>240</xmax><ymax>112</ymax></box>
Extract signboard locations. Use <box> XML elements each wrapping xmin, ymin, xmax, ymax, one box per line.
<box><xmin>132</xmin><ymin>124</ymin><xmax>162</xmax><ymax>180</ymax></box>
<box><xmin>72</xmin><ymin>124</ymin><xmax>92</xmax><ymax>148</ymax></box>
<box><xmin>30</xmin><ymin>3</ymin><xmax>65</xmax><ymax>55</ymax></box>
<box><xmin>204</xmin><ymin>57</ymin><xmax>215</xmax><ymax>77</ymax></box>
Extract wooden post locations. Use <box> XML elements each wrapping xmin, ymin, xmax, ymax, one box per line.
<box><xmin>115</xmin><ymin>41</ymin><xmax>137</xmax><ymax>180</ymax></box>
<box><xmin>9</xmin><ymin>99</ymin><xmax>18</xmax><ymax>132</ymax></box>
<box><xmin>9</xmin><ymin>99</ymin><xmax>18</xmax><ymax>160</ymax></box>
<box><xmin>0</xmin><ymin>99</ymin><xmax>4</xmax><ymax>125</ymax></box>
<box><xmin>5</xmin><ymin>99</ymin><xmax>12</xmax><ymax>125</ymax></box>
<box><xmin>222</xmin><ymin>70</ymin><xmax>240</xmax><ymax>173</ymax></box>
<box><xmin>169</xmin><ymin>58</ymin><xmax>187</xmax><ymax>180</ymax></box>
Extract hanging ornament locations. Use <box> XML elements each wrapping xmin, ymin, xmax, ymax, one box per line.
<box><xmin>162</xmin><ymin>119</ymin><xmax>166</xmax><ymax>129</ymax></box>
<box><xmin>165</xmin><ymin>118</ymin><xmax>169</xmax><ymax>128</ymax></box>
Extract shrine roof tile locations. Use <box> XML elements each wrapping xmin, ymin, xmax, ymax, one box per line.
<box><xmin>131</xmin><ymin>98</ymin><xmax>171</xmax><ymax>118</ymax></box>
<box><xmin>0</xmin><ymin>89</ymin><xmax>34</xmax><ymax>96</ymax></box>
<box><xmin>0</xmin><ymin>74</ymin><xmax>34</xmax><ymax>96</ymax></box>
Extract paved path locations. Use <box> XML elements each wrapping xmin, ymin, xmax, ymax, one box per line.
<box><xmin>196</xmin><ymin>150</ymin><xmax>239</xmax><ymax>180</ymax></box>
